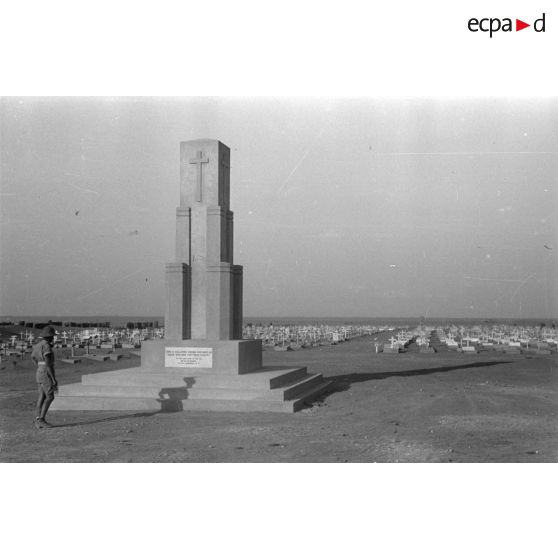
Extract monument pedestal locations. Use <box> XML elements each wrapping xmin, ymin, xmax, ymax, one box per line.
<box><xmin>53</xmin><ymin>335</ymin><xmax>332</xmax><ymax>413</ymax></box>
<box><xmin>52</xmin><ymin>365</ymin><xmax>331</xmax><ymax>413</ymax></box>
<box><xmin>140</xmin><ymin>339</ymin><xmax>262</xmax><ymax>374</ymax></box>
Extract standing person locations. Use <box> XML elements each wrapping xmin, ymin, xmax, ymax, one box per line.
<box><xmin>31</xmin><ymin>325</ymin><xmax>58</xmax><ymax>428</ymax></box>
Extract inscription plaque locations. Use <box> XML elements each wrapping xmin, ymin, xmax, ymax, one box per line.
<box><xmin>165</xmin><ymin>347</ymin><xmax>213</xmax><ymax>368</ymax></box>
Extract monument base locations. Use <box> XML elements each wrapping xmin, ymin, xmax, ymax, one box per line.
<box><xmin>50</xmin><ymin>338</ymin><xmax>332</xmax><ymax>413</ymax></box>
<box><xmin>50</xmin><ymin>365</ymin><xmax>332</xmax><ymax>413</ymax></box>
<box><xmin>140</xmin><ymin>338</ymin><xmax>262</xmax><ymax>374</ymax></box>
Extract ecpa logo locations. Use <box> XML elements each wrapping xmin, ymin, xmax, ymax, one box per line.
<box><xmin>468</xmin><ymin>13</ymin><xmax>546</xmax><ymax>37</ymax></box>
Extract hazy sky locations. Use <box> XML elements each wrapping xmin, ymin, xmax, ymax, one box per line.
<box><xmin>1</xmin><ymin>97</ymin><xmax>556</xmax><ymax>319</ymax></box>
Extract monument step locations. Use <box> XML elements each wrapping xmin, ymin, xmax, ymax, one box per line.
<box><xmin>289</xmin><ymin>379</ymin><xmax>334</xmax><ymax>412</ymax></box>
<box><xmin>190</xmin><ymin>367</ymin><xmax>308</xmax><ymax>389</ymax></box>
<box><xmin>82</xmin><ymin>369</ymin><xmax>188</xmax><ymax>387</ymax></box>
<box><xmin>180</xmin><ymin>380</ymin><xmax>333</xmax><ymax>412</ymax></box>
<box><xmin>80</xmin><ymin>366</ymin><xmax>308</xmax><ymax>390</ymax></box>
<box><xmin>176</xmin><ymin>398</ymin><xmax>295</xmax><ymax>413</ymax></box>
<box><xmin>187</xmin><ymin>373</ymin><xmax>324</xmax><ymax>401</ymax></box>
<box><xmin>58</xmin><ymin>384</ymin><xmax>168</xmax><ymax>398</ymax></box>
<box><xmin>186</xmin><ymin>388</ymin><xmax>277</xmax><ymax>401</ymax></box>
<box><xmin>281</xmin><ymin>373</ymin><xmax>326</xmax><ymax>400</ymax></box>
<box><xmin>50</xmin><ymin>396</ymin><xmax>161</xmax><ymax>412</ymax></box>
<box><xmin>267</xmin><ymin>367</ymin><xmax>308</xmax><ymax>388</ymax></box>
<box><xmin>65</xmin><ymin>370</ymin><xmax>320</xmax><ymax>401</ymax></box>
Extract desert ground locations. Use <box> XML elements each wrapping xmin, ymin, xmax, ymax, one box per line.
<box><xmin>1</xmin><ymin>331</ymin><xmax>556</xmax><ymax>462</ymax></box>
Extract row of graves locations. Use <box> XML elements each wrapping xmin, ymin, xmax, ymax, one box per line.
<box><xmin>377</xmin><ymin>326</ymin><xmax>436</xmax><ymax>354</ymax></box>
<box><xmin>1</xmin><ymin>323</ymin><xmax>381</xmax><ymax>363</ymax></box>
<box><xmin>0</xmin><ymin>325</ymin><xmax>165</xmax><ymax>365</ymax></box>
<box><xmin>57</xmin><ymin>326</ymin><xmax>165</xmax><ymax>363</ymax></box>
<box><xmin>243</xmin><ymin>323</ymin><xmax>379</xmax><ymax>351</ymax></box>
<box><xmin>0</xmin><ymin>330</ymin><xmax>37</xmax><ymax>361</ymax></box>
<box><xmin>436</xmin><ymin>325</ymin><xmax>557</xmax><ymax>355</ymax></box>
<box><xmin>415</xmin><ymin>328</ymin><xmax>436</xmax><ymax>354</ymax></box>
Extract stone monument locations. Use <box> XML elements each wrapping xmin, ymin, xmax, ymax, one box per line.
<box><xmin>52</xmin><ymin>139</ymin><xmax>331</xmax><ymax>413</ymax></box>
<box><xmin>141</xmin><ymin>139</ymin><xmax>261</xmax><ymax>375</ymax></box>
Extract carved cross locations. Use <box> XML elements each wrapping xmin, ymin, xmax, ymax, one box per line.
<box><xmin>189</xmin><ymin>150</ymin><xmax>209</xmax><ymax>202</ymax></box>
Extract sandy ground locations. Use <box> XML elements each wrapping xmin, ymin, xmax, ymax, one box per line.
<box><xmin>1</xmin><ymin>334</ymin><xmax>557</xmax><ymax>462</ymax></box>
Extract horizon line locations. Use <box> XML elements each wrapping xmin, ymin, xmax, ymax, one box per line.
<box><xmin>374</xmin><ymin>151</ymin><xmax>558</xmax><ymax>156</ymax></box>
<box><xmin>2</xmin><ymin>315</ymin><xmax>555</xmax><ymax>322</ymax></box>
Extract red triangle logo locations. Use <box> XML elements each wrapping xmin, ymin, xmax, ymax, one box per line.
<box><xmin>516</xmin><ymin>19</ymin><xmax>530</xmax><ymax>31</ymax></box>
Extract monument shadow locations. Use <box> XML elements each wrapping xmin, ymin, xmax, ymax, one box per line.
<box><xmin>318</xmin><ymin>360</ymin><xmax>513</xmax><ymax>401</ymax></box>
